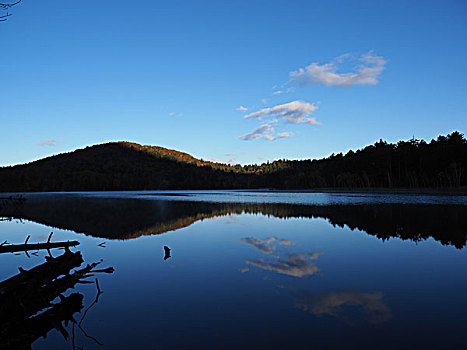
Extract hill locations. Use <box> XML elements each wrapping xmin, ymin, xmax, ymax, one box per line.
<box><xmin>0</xmin><ymin>142</ymin><xmax>250</xmax><ymax>191</ymax></box>
<box><xmin>0</xmin><ymin>132</ymin><xmax>466</xmax><ymax>191</ymax></box>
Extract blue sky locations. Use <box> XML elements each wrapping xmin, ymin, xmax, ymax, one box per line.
<box><xmin>1</xmin><ymin>0</ymin><xmax>466</xmax><ymax>166</ymax></box>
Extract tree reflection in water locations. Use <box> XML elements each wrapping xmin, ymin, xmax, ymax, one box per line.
<box><xmin>0</xmin><ymin>196</ymin><xmax>465</xmax><ymax>248</ymax></box>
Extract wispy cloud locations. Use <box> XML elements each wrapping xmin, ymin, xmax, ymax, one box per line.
<box><xmin>277</xmin><ymin>132</ymin><xmax>295</xmax><ymax>138</ymax></box>
<box><xmin>273</xmin><ymin>87</ymin><xmax>295</xmax><ymax>95</ymax></box>
<box><xmin>223</xmin><ymin>153</ymin><xmax>239</xmax><ymax>164</ymax></box>
<box><xmin>207</xmin><ymin>152</ymin><xmax>243</xmax><ymax>165</ymax></box>
<box><xmin>294</xmin><ymin>290</ymin><xmax>392</xmax><ymax>324</ymax></box>
<box><xmin>236</xmin><ymin>106</ymin><xmax>248</xmax><ymax>112</ymax></box>
<box><xmin>37</xmin><ymin>139</ymin><xmax>62</xmax><ymax>146</ymax></box>
<box><xmin>169</xmin><ymin>112</ymin><xmax>183</xmax><ymax>117</ymax></box>
<box><xmin>244</xmin><ymin>101</ymin><xmax>320</xmax><ymax>125</ymax></box>
<box><xmin>239</xmin><ymin>101</ymin><xmax>320</xmax><ymax>141</ymax></box>
<box><xmin>238</xmin><ymin>123</ymin><xmax>276</xmax><ymax>141</ymax></box>
<box><xmin>289</xmin><ymin>52</ymin><xmax>386</xmax><ymax>87</ymax></box>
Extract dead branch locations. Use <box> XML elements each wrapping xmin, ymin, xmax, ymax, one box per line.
<box><xmin>0</xmin><ymin>239</ymin><xmax>80</xmax><ymax>254</ymax></box>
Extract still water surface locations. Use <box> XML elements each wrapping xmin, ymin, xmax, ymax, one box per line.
<box><xmin>0</xmin><ymin>191</ymin><xmax>466</xmax><ymax>349</ymax></box>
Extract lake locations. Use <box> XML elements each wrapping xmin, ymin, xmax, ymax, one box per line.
<box><xmin>0</xmin><ymin>191</ymin><xmax>466</xmax><ymax>349</ymax></box>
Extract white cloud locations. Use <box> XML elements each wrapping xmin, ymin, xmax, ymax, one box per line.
<box><xmin>244</xmin><ymin>101</ymin><xmax>320</xmax><ymax>125</ymax></box>
<box><xmin>289</xmin><ymin>52</ymin><xmax>386</xmax><ymax>87</ymax></box>
<box><xmin>261</xmin><ymin>98</ymin><xmax>269</xmax><ymax>104</ymax></box>
<box><xmin>273</xmin><ymin>87</ymin><xmax>295</xmax><ymax>95</ymax></box>
<box><xmin>239</xmin><ymin>101</ymin><xmax>320</xmax><ymax>141</ymax></box>
<box><xmin>37</xmin><ymin>139</ymin><xmax>61</xmax><ymax>146</ymax></box>
<box><xmin>169</xmin><ymin>112</ymin><xmax>183</xmax><ymax>117</ymax></box>
<box><xmin>278</xmin><ymin>132</ymin><xmax>295</xmax><ymax>138</ymax></box>
<box><xmin>236</xmin><ymin>106</ymin><xmax>248</xmax><ymax>111</ymax></box>
<box><xmin>238</xmin><ymin>123</ymin><xmax>276</xmax><ymax>141</ymax></box>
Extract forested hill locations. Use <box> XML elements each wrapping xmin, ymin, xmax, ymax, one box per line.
<box><xmin>0</xmin><ymin>132</ymin><xmax>466</xmax><ymax>192</ymax></box>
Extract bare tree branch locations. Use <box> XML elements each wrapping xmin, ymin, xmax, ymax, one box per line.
<box><xmin>0</xmin><ymin>0</ymin><xmax>21</xmax><ymax>21</ymax></box>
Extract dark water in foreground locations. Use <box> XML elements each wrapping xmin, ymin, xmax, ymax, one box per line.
<box><xmin>0</xmin><ymin>191</ymin><xmax>466</xmax><ymax>349</ymax></box>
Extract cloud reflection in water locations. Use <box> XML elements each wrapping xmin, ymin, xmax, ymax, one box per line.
<box><xmin>239</xmin><ymin>237</ymin><xmax>279</xmax><ymax>254</ymax></box>
<box><xmin>294</xmin><ymin>290</ymin><xmax>392</xmax><ymax>324</ymax></box>
<box><xmin>240</xmin><ymin>236</ymin><xmax>391</xmax><ymax>324</ymax></box>
<box><xmin>240</xmin><ymin>236</ymin><xmax>322</xmax><ymax>277</ymax></box>
<box><xmin>246</xmin><ymin>252</ymin><xmax>323</xmax><ymax>278</ymax></box>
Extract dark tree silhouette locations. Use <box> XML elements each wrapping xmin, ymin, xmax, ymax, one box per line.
<box><xmin>0</xmin><ymin>0</ymin><xmax>21</xmax><ymax>21</ymax></box>
<box><xmin>0</xmin><ymin>131</ymin><xmax>465</xmax><ymax>191</ymax></box>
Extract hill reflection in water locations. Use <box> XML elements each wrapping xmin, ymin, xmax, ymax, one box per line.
<box><xmin>1</xmin><ymin>195</ymin><xmax>466</xmax><ymax>248</ymax></box>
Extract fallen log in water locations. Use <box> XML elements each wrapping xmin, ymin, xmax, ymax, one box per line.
<box><xmin>0</xmin><ymin>249</ymin><xmax>83</xmax><ymax>297</ymax></box>
<box><xmin>0</xmin><ymin>232</ymin><xmax>79</xmax><ymax>254</ymax></box>
<box><xmin>0</xmin><ymin>240</ymin><xmax>79</xmax><ymax>253</ymax></box>
<box><xmin>0</xmin><ymin>257</ymin><xmax>114</xmax><ymax>320</ymax></box>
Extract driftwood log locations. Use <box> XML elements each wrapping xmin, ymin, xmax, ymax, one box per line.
<box><xmin>0</xmin><ymin>249</ymin><xmax>83</xmax><ymax>298</ymax></box>
<box><xmin>0</xmin><ymin>240</ymin><xmax>80</xmax><ymax>254</ymax></box>
<box><xmin>0</xmin><ymin>232</ymin><xmax>79</xmax><ymax>254</ymax></box>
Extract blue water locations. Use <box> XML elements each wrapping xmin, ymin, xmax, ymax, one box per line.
<box><xmin>9</xmin><ymin>189</ymin><xmax>467</xmax><ymax>205</ymax></box>
<box><xmin>0</xmin><ymin>191</ymin><xmax>465</xmax><ymax>349</ymax></box>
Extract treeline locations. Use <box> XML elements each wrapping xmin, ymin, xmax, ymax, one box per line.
<box><xmin>261</xmin><ymin>131</ymin><xmax>467</xmax><ymax>189</ymax></box>
<box><xmin>0</xmin><ymin>132</ymin><xmax>465</xmax><ymax>191</ymax></box>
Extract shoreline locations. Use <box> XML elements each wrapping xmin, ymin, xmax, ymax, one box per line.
<box><xmin>1</xmin><ymin>187</ymin><xmax>467</xmax><ymax>197</ymax></box>
<box><xmin>241</xmin><ymin>187</ymin><xmax>467</xmax><ymax>196</ymax></box>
